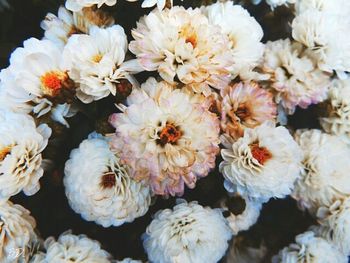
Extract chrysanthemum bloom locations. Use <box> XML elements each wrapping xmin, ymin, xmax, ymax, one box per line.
<box><xmin>0</xmin><ymin>38</ymin><xmax>77</xmax><ymax>127</ymax></box>
<box><xmin>64</xmin><ymin>134</ymin><xmax>151</xmax><ymax>227</ymax></box>
<box><xmin>203</xmin><ymin>2</ymin><xmax>264</xmax><ymax>79</ymax></box>
<box><xmin>143</xmin><ymin>200</ymin><xmax>233</xmax><ymax>263</ymax></box>
<box><xmin>129</xmin><ymin>6</ymin><xmax>233</xmax><ymax>96</ymax></box>
<box><xmin>294</xmin><ymin>0</ymin><xmax>350</xmax><ymax>15</ymax></box>
<box><xmin>272</xmin><ymin>231</ymin><xmax>347</xmax><ymax>263</ymax></box>
<box><xmin>0</xmin><ymin>110</ymin><xmax>51</xmax><ymax>199</ymax></box>
<box><xmin>292</xmin><ymin>6</ymin><xmax>350</xmax><ymax>78</ymax></box>
<box><xmin>315</xmin><ymin>197</ymin><xmax>350</xmax><ymax>255</ymax></box>
<box><xmin>219</xmin><ymin>82</ymin><xmax>276</xmax><ymax>140</ymax></box>
<box><xmin>30</xmin><ymin>231</ymin><xmax>112</xmax><ymax>263</ymax></box>
<box><xmin>63</xmin><ymin>25</ymin><xmax>140</xmax><ymax>103</ymax></box>
<box><xmin>109</xmin><ymin>78</ymin><xmax>220</xmax><ymax>196</ymax></box>
<box><xmin>41</xmin><ymin>6</ymin><xmax>114</xmax><ymax>48</ymax></box>
<box><xmin>65</xmin><ymin>0</ymin><xmax>117</xmax><ymax>12</ymax></box>
<box><xmin>319</xmin><ymin>79</ymin><xmax>350</xmax><ymax>144</ymax></box>
<box><xmin>221</xmin><ymin>194</ymin><xmax>262</xmax><ymax>235</ymax></box>
<box><xmin>0</xmin><ymin>200</ymin><xmax>38</xmax><ymax>263</ymax></box>
<box><xmin>293</xmin><ymin>129</ymin><xmax>350</xmax><ymax>214</ymax></box>
<box><xmin>220</xmin><ymin>122</ymin><xmax>302</xmax><ymax>202</ymax></box>
<box><xmin>260</xmin><ymin>39</ymin><xmax>331</xmax><ymax>114</ymax></box>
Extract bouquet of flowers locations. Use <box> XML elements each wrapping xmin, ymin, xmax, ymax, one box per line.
<box><xmin>0</xmin><ymin>0</ymin><xmax>350</xmax><ymax>262</ymax></box>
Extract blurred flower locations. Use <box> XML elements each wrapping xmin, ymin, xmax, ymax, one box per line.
<box><xmin>272</xmin><ymin>231</ymin><xmax>347</xmax><ymax>263</ymax></box>
<box><xmin>117</xmin><ymin>259</ymin><xmax>142</xmax><ymax>263</ymax></box>
<box><xmin>0</xmin><ymin>110</ymin><xmax>51</xmax><ymax>199</ymax></box>
<box><xmin>65</xmin><ymin>0</ymin><xmax>117</xmax><ymax>12</ymax></box>
<box><xmin>64</xmin><ymin>134</ymin><xmax>151</xmax><ymax>227</ymax></box>
<box><xmin>143</xmin><ymin>200</ymin><xmax>232</xmax><ymax>263</ymax></box>
<box><xmin>63</xmin><ymin>25</ymin><xmax>140</xmax><ymax>103</ymax></box>
<box><xmin>203</xmin><ymin>2</ymin><xmax>264</xmax><ymax>79</ymax></box>
<box><xmin>220</xmin><ymin>122</ymin><xmax>302</xmax><ymax>202</ymax></box>
<box><xmin>293</xmin><ymin>129</ymin><xmax>350</xmax><ymax>214</ymax></box>
<box><xmin>224</xmin><ymin>239</ymin><xmax>267</xmax><ymax>263</ymax></box>
<box><xmin>0</xmin><ymin>200</ymin><xmax>38</xmax><ymax>263</ymax></box>
<box><xmin>219</xmin><ymin>82</ymin><xmax>276</xmax><ymax>140</ymax></box>
<box><xmin>41</xmin><ymin>6</ymin><xmax>114</xmax><ymax>48</ymax></box>
<box><xmin>109</xmin><ymin>78</ymin><xmax>220</xmax><ymax>196</ymax></box>
<box><xmin>30</xmin><ymin>231</ymin><xmax>112</xmax><ymax>262</ymax></box>
<box><xmin>260</xmin><ymin>39</ymin><xmax>331</xmax><ymax>114</ymax></box>
<box><xmin>129</xmin><ymin>6</ymin><xmax>233</xmax><ymax>96</ymax></box>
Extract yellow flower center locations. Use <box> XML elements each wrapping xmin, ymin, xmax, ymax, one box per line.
<box><xmin>179</xmin><ymin>24</ymin><xmax>198</xmax><ymax>48</ymax></box>
<box><xmin>40</xmin><ymin>71</ymin><xmax>68</xmax><ymax>97</ymax></box>
<box><xmin>92</xmin><ymin>54</ymin><xmax>103</xmax><ymax>63</ymax></box>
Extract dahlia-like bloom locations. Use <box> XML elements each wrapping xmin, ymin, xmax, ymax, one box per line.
<box><xmin>225</xmin><ymin>240</ymin><xmax>267</xmax><ymax>263</ymax></box>
<box><xmin>203</xmin><ymin>2</ymin><xmax>264</xmax><ymax>79</ymax></box>
<box><xmin>314</xmin><ymin>197</ymin><xmax>350</xmax><ymax>255</ymax></box>
<box><xmin>143</xmin><ymin>200</ymin><xmax>233</xmax><ymax>263</ymax></box>
<box><xmin>0</xmin><ymin>200</ymin><xmax>38</xmax><ymax>263</ymax></box>
<box><xmin>109</xmin><ymin>78</ymin><xmax>220</xmax><ymax>196</ymax></box>
<box><xmin>64</xmin><ymin>134</ymin><xmax>151</xmax><ymax>227</ymax></box>
<box><xmin>220</xmin><ymin>122</ymin><xmax>302</xmax><ymax>202</ymax></box>
<box><xmin>63</xmin><ymin>25</ymin><xmax>140</xmax><ymax>103</ymax></box>
<box><xmin>30</xmin><ymin>231</ymin><xmax>112</xmax><ymax>263</ymax></box>
<box><xmin>65</xmin><ymin>0</ymin><xmax>116</xmax><ymax>12</ymax></box>
<box><xmin>272</xmin><ymin>231</ymin><xmax>347</xmax><ymax>263</ymax></box>
<box><xmin>293</xmin><ymin>129</ymin><xmax>350</xmax><ymax>214</ymax></box>
<box><xmin>221</xmin><ymin>194</ymin><xmax>262</xmax><ymax>235</ymax></box>
<box><xmin>219</xmin><ymin>82</ymin><xmax>276</xmax><ymax>140</ymax></box>
<box><xmin>129</xmin><ymin>6</ymin><xmax>233</xmax><ymax>96</ymax></box>
<box><xmin>319</xmin><ymin>79</ymin><xmax>350</xmax><ymax>143</ymax></box>
<box><xmin>260</xmin><ymin>39</ymin><xmax>331</xmax><ymax>114</ymax></box>
<box><xmin>0</xmin><ymin>38</ymin><xmax>76</xmax><ymax>127</ymax></box>
<box><xmin>292</xmin><ymin>6</ymin><xmax>350</xmax><ymax>78</ymax></box>
<box><xmin>41</xmin><ymin>6</ymin><xmax>114</xmax><ymax>48</ymax></box>
<box><xmin>0</xmin><ymin>110</ymin><xmax>51</xmax><ymax>199</ymax></box>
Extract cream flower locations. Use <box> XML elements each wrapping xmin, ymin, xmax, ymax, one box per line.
<box><xmin>315</xmin><ymin>197</ymin><xmax>350</xmax><ymax>255</ymax></box>
<box><xmin>30</xmin><ymin>231</ymin><xmax>112</xmax><ymax>263</ymax></box>
<box><xmin>63</xmin><ymin>25</ymin><xmax>140</xmax><ymax>103</ymax></box>
<box><xmin>143</xmin><ymin>200</ymin><xmax>233</xmax><ymax>263</ymax></box>
<box><xmin>221</xmin><ymin>194</ymin><xmax>262</xmax><ymax>235</ymax></box>
<box><xmin>0</xmin><ymin>200</ymin><xmax>38</xmax><ymax>263</ymax></box>
<box><xmin>64</xmin><ymin>134</ymin><xmax>151</xmax><ymax>227</ymax></box>
<box><xmin>295</xmin><ymin>0</ymin><xmax>350</xmax><ymax>18</ymax></box>
<box><xmin>129</xmin><ymin>6</ymin><xmax>233</xmax><ymax>96</ymax></box>
<box><xmin>220</xmin><ymin>122</ymin><xmax>302</xmax><ymax>202</ymax></box>
<box><xmin>65</xmin><ymin>0</ymin><xmax>117</xmax><ymax>12</ymax></box>
<box><xmin>260</xmin><ymin>39</ymin><xmax>331</xmax><ymax>114</ymax></box>
<box><xmin>203</xmin><ymin>2</ymin><xmax>264</xmax><ymax>79</ymax></box>
<box><xmin>272</xmin><ymin>231</ymin><xmax>347</xmax><ymax>263</ymax></box>
<box><xmin>293</xmin><ymin>129</ymin><xmax>350</xmax><ymax>214</ymax></box>
<box><xmin>0</xmin><ymin>110</ymin><xmax>51</xmax><ymax>199</ymax></box>
<box><xmin>319</xmin><ymin>79</ymin><xmax>350</xmax><ymax>143</ymax></box>
<box><xmin>219</xmin><ymin>82</ymin><xmax>276</xmax><ymax>140</ymax></box>
<box><xmin>0</xmin><ymin>38</ymin><xmax>76</xmax><ymax>127</ymax></box>
<box><xmin>109</xmin><ymin>78</ymin><xmax>220</xmax><ymax>196</ymax></box>
<box><xmin>41</xmin><ymin>6</ymin><xmax>114</xmax><ymax>48</ymax></box>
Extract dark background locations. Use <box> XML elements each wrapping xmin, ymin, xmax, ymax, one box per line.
<box><xmin>2</xmin><ymin>0</ymin><xmax>318</xmax><ymax>261</ymax></box>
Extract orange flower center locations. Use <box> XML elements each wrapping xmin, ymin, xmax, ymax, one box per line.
<box><xmin>157</xmin><ymin>123</ymin><xmax>182</xmax><ymax>146</ymax></box>
<box><xmin>249</xmin><ymin>143</ymin><xmax>272</xmax><ymax>165</ymax></box>
<box><xmin>0</xmin><ymin>146</ymin><xmax>12</xmax><ymax>161</ymax></box>
<box><xmin>40</xmin><ymin>71</ymin><xmax>67</xmax><ymax>96</ymax></box>
<box><xmin>235</xmin><ymin>103</ymin><xmax>251</xmax><ymax>122</ymax></box>
<box><xmin>100</xmin><ymin>172</ymin><xmax>116</xmax><ymax>189</ymax></box>
<box><xmin>179</xmin><ymin>24</ymin><xmax>198</xmax><ymax>48</ymax></box>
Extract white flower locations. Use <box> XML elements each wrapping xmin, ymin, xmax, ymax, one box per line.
<box><xmin>41</xmin><ymin>6</ymin><xmax>114</xmax><ymax>48</ymax></box>
<box><xmin>203</xmin><ymin>2</ymin><xmax>264</xmax><ymax>79</ymax></box>
<box><xmin>0</xmin><ymin>110</ymin><xmax>51</xmax><ymax>199</ymax></box>
<box><xmin>220</xmin><ymin>122</ymin><xmax>302</xmax><ymax>202</ymax></box>
<box><xmin>314</xmin><ymin>197</ymin><xmax>350</xmax><ymax>255</ymax></box>
<box><xmin>109</xmin><ymin>78</ymin><xmax>220</xmax><ymax>196</ymax></box>
<box><xmin>319</xmin><ymin>78</ymin><xmax>350</xmax><ymax>143</ymax></box>
<box><xmin>0</xmin><ymin>200</ymin><xmax>38</xmax><ymax>263</ymax></box>
<box><xmin>63</xmin><ymin>25</ymin><xmax>140</xmax><ymax>103</ymax></box>
<box><xmin>0</xmin><ymin>38</ymin><xmax>76</xmax><ymax>127</ymax></box>
<box><xmin>65</xmin><ymin>0</ymin><xmax>117</xmax><ymax>12</ymax></box>
<box><xmin>260</xmin><ymin>39</ymin><xmax>330</xmax><ymax>114</ymax></box>
<box><xmin>295</xmin><ymin>0</ymin><xmax>350</xmax><ymax>17</ymax></box>
<box><xmin>30</xmin><ymin>231</ymin><xmax>112</xmax><ymax>263</ymax></box>
<box><xmin>221</xmin><ymin>194</ymin><xmax>262</xmax><ymax>235</ymax></box>
<box><xmin>143</xmin><ymin>200</ymin><xmax>233</xmax><ymax>263</ymax></box>
<box><xmin>293</xmin><ymin>129</ymin><xmax>350</xmax><ymax>214</ymax></box>
<box><xmin>64</xmin><ymin>134</ymin><xmax>151</xmax><ymax>227</ymax></box>
<box><xmin>272</xmin><ymin>231</ymin><xmax>347</xmax><ymax>263</ymax></box>
<box><xmin>129</xmin><ymin>6</ymin><xmax>233</xmax><ymax>96</ymax></box>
